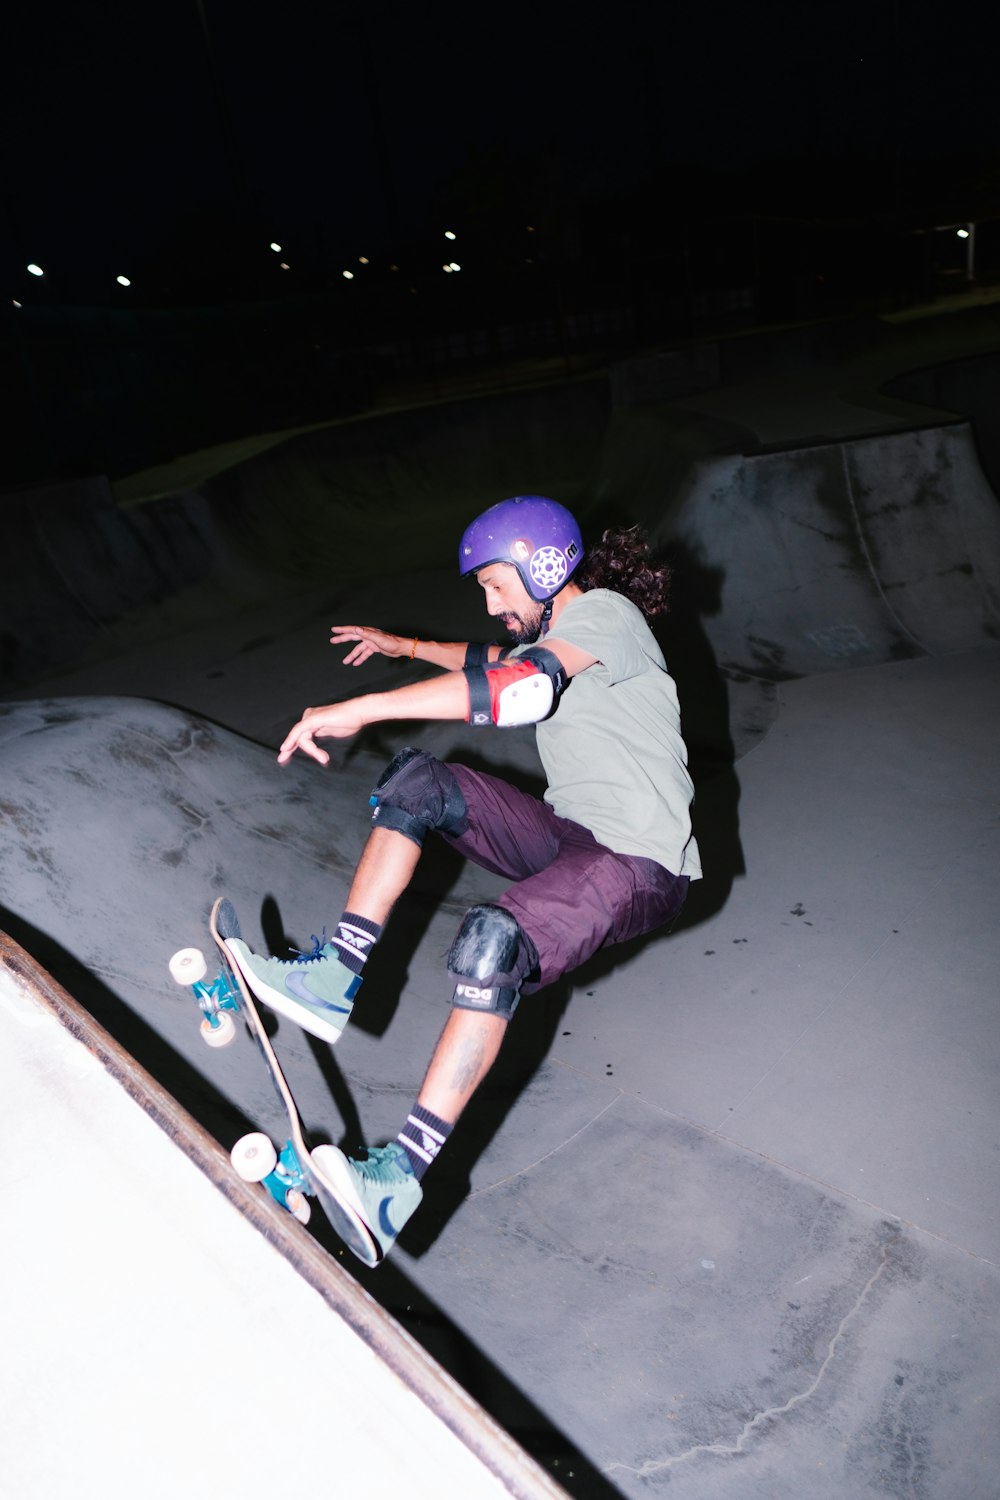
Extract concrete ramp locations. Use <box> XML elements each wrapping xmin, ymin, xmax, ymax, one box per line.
<box><xmin>0</xmin><ymin>695</ymin><xmax>402</xmax><ymax>1146</ymax></box>
<box><xmin>0</xmin><ymin>693</ymin><xmax>602</xmax><ymax>1489</ymax></box>
<box><xmin>0</xmin><ymin>930</ymin><xmax>566</xmax><ymax>1500</ymax></box>
<box><xmin>2</xmin><ymin>645</ymin><xmax>1000</xmax><ymax>1497</ymax></box>
<box><xmin>0</xmin><ymin>475</ymin><xmax>219</xmax><ymax>685</ymax></box>
<box><xmin>669</xmin><ymin>421</ymin><xmax>1000</xmax><ymax>679</ymax></box>
<box><xmin>7</xmin><ymin>366</ymin><xmax>1000</xmax><ymax>706</ymax></box>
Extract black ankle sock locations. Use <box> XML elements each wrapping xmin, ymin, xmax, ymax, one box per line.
<box><xmin>397</xmin><ymin>1104</ymin><xmax>452</xmax><ymax>1181</ymax></box>
<box><xmin>331</xmin><ymin>912</ymin><xmax>382</xmax><ymax>975</ymax></box>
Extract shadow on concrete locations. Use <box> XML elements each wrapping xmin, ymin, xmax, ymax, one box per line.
<box><xmin>350</xmin><ymin>1247</ymin><xmax>624</xmax><ymax>1500</ymax></box>
<box><xmin>657</xmin><ymin>537</ymin><xmax>747</xmax><ymax>931</ymax></box>
<box><xmin>0</xmin><ymin>904</ymin><xmax>255</xmax><ymax>1150</ymax></box>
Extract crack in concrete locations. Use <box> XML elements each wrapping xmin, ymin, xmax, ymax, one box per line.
<box><xmin>605</xmin><ymin>1242</ymin><xmax>890</xmax><ymax>1478</ymax></box>
<box><xmin>468</xmin><ymin>1094</ymin><xmax>621</xmax><ymax>1198</ymax></box>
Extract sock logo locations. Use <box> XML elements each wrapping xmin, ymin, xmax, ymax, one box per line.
<box><xmin>336</xmin><ymin>930</ymin><xmax>372</xmax><ymax>953</ymax></box>
<box><xmin>334</xmin><ymin>917</ymin><xmax>380</xmax><ymax>967</ymax></box>
<box><xmin>399</xmin><ymin>1111</ymin><xmax>448</xmax><ymax>1171</ymax></box>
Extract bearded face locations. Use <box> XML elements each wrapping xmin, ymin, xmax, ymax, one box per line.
<box><xmin>498</xmin><ymin>599</ymin><xmax>545</xmax><ymax>644</ymax></box>
<box><xmin>477</xmin><ymin>564</ymin><xmax>546</xmax><ymax>644</ymax></box>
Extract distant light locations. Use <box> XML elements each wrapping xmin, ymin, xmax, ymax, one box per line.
<box><xmin>957</xmin><ymin>228</ymin><xmax>970</xmax><ymax>239</ymax></box>
<box><xmin>442</xmin><ymin>264</ymin><xmax>453</xmax><ymax>273</ymax></box>
<box><xmin>389</xmin><ymin>264</ymin><xmax>400</xmax><ymax>272</ymax></box>
<box><xmin>270</xmin><ymin>242</ymin><xmax>282</xmax><ymax>252</ymax></box>
<box><xmin>359</xmin><ymin>256</ymin><xmax>369</xmax><ymax>265</ymax></box>
<box><xmin>27</xmin><ymin>263</ymin><xmax>44</xmax><ymax>277</ymax></box>
<box><xmin>342</xmin><ymin>269</ymin><xmax>354</xmax><ymax>280</ymax></box>
<box><xmin>116</xmin><ymin>275</ymin><xmax>131</xmax><ymax>287</ymax></box>
<box><xmin>525</xmin><ymin>225</ymin><xmax>536</xmax><ymax>233</ymax></box>
<box><xmin>279</xmin><ymin>262</ymin><xmax>290</xmax><ymax>270</ymax></box>
<box><xmin>12</xmin><ymin>299</ymin><xmax>22</xmax><ymax>308</ymax></box>
<box><xmin>449</xmin><ymin>262</ymin><xmax>461</xmax><ymax>272</ymax></box>
<box><xmin>444</xmin><ymin>230</ymin><xmax>456</xmax><ymax>241</ymax></box>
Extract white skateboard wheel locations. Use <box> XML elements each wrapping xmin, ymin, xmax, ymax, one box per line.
<box><xmin>286</xmin><ymin>1190</ymin><xmax>312</xmax><ymax>1226</ymax></box>
<box><xmin>169</xmin><ymin>947</ymin><xmax>207</xmax><ymax>986</ymax></box>
<box><xmin>231</xmin><ymin>1133</ymin><xmax>278</xmax><ymax>1183</ymax></box>
<box><xmin>200</xmin><ymin>1012</ymin><xmax>236</xmax><ymax>1048</ymax></box>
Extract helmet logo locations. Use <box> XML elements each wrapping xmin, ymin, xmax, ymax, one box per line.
<box><xmin>510</xmin><ymin>537</ymin><xmax>532</xmax><ymax>562</ymax></box>
<box><xmin>529</xmin><ymin>545</ymin><xmax>569</xmax><ymax>593</ymax></box>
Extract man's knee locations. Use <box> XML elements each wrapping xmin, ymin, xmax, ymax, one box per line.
<box><xmin>447</xmin><ymin>904</ymin><xmax>538</xmax><ymax>1021</ymax></box>
<box><xmin>369</xmin><ymin>747</ymin><xmax>467</xmax><ymax>847</ymax></box>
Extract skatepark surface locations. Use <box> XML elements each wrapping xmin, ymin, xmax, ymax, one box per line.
<box><xmin>2</xmin><ymin>300</ymin><xmax>999</xmax><ymax>1498</ymax></box>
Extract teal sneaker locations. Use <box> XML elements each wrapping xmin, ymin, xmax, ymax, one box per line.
<box><xmin>310</xmin><ymin>1142</ymin><xmax>423</xmax><ymax>1267</ymax></box>
<box><xmin>224</xmin><ymin>936</ymin><xmax>361</xmax><ymax>1045</ymax></box>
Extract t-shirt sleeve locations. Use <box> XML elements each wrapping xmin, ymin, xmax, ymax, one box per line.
<box><xmin>545</xmin><ymin>591</ymin><xmax>652</xmax><ymax>685</ymax></box>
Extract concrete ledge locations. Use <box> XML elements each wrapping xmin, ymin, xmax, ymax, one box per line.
<box><xmin>0</xmin><ymin>929</ymin><xmax>566</xmax><ymax>1500</ymax></box>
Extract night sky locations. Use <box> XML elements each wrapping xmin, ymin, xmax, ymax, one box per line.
<box><xmin>4</xmin><ymin>1</ymin><xmax>999</xmax><ymax>298</ymax></box>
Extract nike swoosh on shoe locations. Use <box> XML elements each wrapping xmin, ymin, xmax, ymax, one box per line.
<box><xmin>379</xmin><ymin>1195</ymin><xmax>400</xmax><ymax>1238</ymax></box>
<box><xmin>284</xmin><ymin>971</ymin><xmax>353</xmax><ymax>1013</ymax></box>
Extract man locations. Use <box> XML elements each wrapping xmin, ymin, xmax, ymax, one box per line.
<box><xmin>225</xmin><ymin>495</ymin><xmax>701</xmax><ymax>1266</ymax></box>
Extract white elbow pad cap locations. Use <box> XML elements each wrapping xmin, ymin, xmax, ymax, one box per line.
<box><xmin>494</xmin><ymin>673</ymin><xmax>555</xmax><ymax>727</ymax></box>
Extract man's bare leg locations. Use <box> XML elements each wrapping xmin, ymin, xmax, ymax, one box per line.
<box><xmin>309</xmin><ymin>943</ymin><xmax>512</xmax><ymax>1263</ymax></box>
<box><xmin>344</xmin><ymin>826</ymin><xmax>422</xmax><ymax>924</ymax></box>
<box><xmin>416</xmin><ymin>1009</ymin><xmax>508</xmax><ymax>1125</ymax></box>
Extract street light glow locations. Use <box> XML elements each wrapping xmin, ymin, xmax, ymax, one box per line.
<box><xmin>342</xmin><ymin>269</ymin><xmax>354</xmax><ymax>279</ymax></box>
<box><xmin>116</xmin><ymin>275</ymin><xmax>131</xmax><ymax>286</ymax></box>
<box><xmin>27</xmin><ymin>263</ymin><xmax>44</xmax><ymax>276</ymax></box>
<box><xmin>270</xmin><ymin>242</ymin><xmax>282</xmax><ymax>252</ymax></box>
<box><xmin>957</xmin><ymin>229</ymin><xmax>970</xmax><ymax>239</ymax></box>
<box><xmin>444</xmin><ymin>230</ymin><xmax>456</xmax><ymax>240</ymax></box>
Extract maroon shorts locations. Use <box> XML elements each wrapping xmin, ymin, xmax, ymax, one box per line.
<box><xmin>442</xmin><ymin>764</ymin><xmax>688</xmax><ymax>992</ymax></box>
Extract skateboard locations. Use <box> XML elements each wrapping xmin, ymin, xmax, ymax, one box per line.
<box><xmin>168</xmin><ymin>897</ymin><xmax>381</xmax><ymax>1266</ymax></box>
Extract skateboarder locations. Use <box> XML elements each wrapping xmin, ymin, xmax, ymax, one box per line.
<box><xmin>225</xmin><ymin>495</ymin><xmax>701</xmax><ymax>1262</ymax></box>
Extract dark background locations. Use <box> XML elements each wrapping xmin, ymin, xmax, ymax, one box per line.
<box><xmin>4</xmin><ymin>1</ymin><xmax>1000</xmax><ymax>483</ymax></box>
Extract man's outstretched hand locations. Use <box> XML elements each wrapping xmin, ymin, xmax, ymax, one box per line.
<box><xmin>330</xmin><ymin>625</ymin><xmax>407</xmax><ymax>665</ymax></box>
<box><xmin>277</xmin><ymin>701</ymin><xmax>368</xmax><ymax>766</ymax></box>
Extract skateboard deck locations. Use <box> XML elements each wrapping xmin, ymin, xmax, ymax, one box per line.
<box><xmin>170</xmin><ymin>898</ymin><xmax>380</xmax><ymax>1267</ymax></box>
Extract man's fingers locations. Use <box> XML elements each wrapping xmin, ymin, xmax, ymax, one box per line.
<box><xmin>298</xmin><ymin>735</ymin><xmax>330</xmax><ymax>766</ymax></box>
<box><xmin>330</xmin><ymin>625</ymin><xmax>398</xmax><ymax>664</ymax></box>
<box><xmin>331</xmin><ymin>628</ymin><xmax>375</xmax><ymax>667</ymax></box>
<box><xmin>278</xmin><ymin>705</ymin><xmax>360</xmax><ymax>766</ymax></box>
<box><xmin>279</xmin><ymin>718</ymin><xmax>313</xmax><ymax>755</ymax></box>
<box><xmin>277</xmin><ymin>729</ymin><xmax>329</xmax><ymax>767</ymax></box>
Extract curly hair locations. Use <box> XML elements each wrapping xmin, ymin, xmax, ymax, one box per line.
<box><xmin>577</xmin><ymin>525</ymin><xmax>671</xmax><ymax>618</ymax></box>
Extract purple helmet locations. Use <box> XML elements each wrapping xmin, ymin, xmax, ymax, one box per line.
<box><xmin>458</xmin><ymin>495</ymin><xmax>583</xmax><ymax>602</ymax></box>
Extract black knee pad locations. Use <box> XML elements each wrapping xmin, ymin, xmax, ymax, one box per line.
<box><xmin>369</xmin><ymin>747</ymin><xmax>467</xmax><ymax>847</ymax></box>
<box><xmin>447</xmin><ymin>904</ymin><xmax>537</xmax><ymax>1021</ymax></box>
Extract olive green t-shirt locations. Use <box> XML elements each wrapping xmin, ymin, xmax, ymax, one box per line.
<box><xmin>516</xmin><ymin>589</ymin><xmax>701</xmax><ymax>878</ymax></box>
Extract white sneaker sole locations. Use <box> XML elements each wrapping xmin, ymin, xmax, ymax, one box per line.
<box><xmin>310</xmin><ymin>1145</ymin><xmax>381</xmax><ymax>1266</ymax></box>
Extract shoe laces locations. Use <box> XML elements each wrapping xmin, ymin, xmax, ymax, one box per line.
<box><xmin>356</xmin><ymin>1143</ymin><xmax>411</xmax><ymax>1183</ymax></box>
<box><xmin>290</xmin><ymin>929</ymin><xmax>331</xmax><ymax>962</ymax></box>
